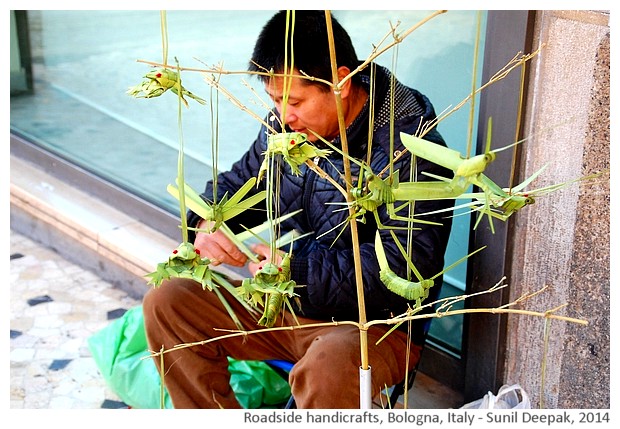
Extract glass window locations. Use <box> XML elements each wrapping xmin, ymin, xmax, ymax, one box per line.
<box><xmin>10</xmin><ymin>10</ymin><xmax>487</xmax><ymax>356</ymax></box>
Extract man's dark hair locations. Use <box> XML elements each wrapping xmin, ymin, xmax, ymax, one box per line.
<box><xmin>249</xmin><ymin>10</ymin><xmax>361</xmax><ymax>89</ymax></box>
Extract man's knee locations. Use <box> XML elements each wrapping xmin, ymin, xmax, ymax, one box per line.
<box><xmin>142</xmin><ymin>278</ymin><xmax>195</xmax><ymax>329</ymax></box>
<box><xmin>143</xmin><ymin>280</ymin><xmax>173</xmax><ymax>317</ymax></box>
<box><xmin>144</xmin><ymin>277</ymin><xmax>200</xmax><ymax>307</ymax></box>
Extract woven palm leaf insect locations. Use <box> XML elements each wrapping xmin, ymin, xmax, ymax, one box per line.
<box><xmin>258</xmin><ymin>132</ymin><xmax>332</xmax><ymax>181</ymax></box>
<box><xmin>127</xmin><ymin>68</ymin><xmax>207</xmax><ymax>107</ymax></box>
<box><xmin>416</xmin><ymin>163</ymin><xmax>608</xmax><ymax>233</ymax></box>
<box><xmin>397</xmin><ymin>117</ymin><xmax>525</xmax><ymax>232</ymax></box>
<box><xmin>145</xmin><ymin>241</ymin><xmax>216</xmax><ymax>290</ymax></box>
<box><xmin>317</xmin><ymin>158</ymin><xmax>444</xmax><ymax>246</ymax></box>
<box><xmin>257</xmin><ymin>272</ymin><xmax>297</xmax><ymax>328</ymax></box>
<box><xmin>408</xmin><ymin>164</ymin><xmax>538</xmax><ymax>232</ymax></box>
<box><xmin>399</xmin><ymin>118</ymin><xmax>608</xmax><ymax>233</ymax></box>
<box><xmin>146</xmin><ymin>240</ymin><xmax>258</xmax><ymax>331</ymax></box>
<box><xmin>374</xmin><ymin>231</ymin><xmax>484</xmax><ymax>308</ymax></box>
<box><xmin>237</xmin><ymin>251</ymin><xmax>297</xmax><ymax>328</ymax></box>
<box><xmin>351</xmin><ymin>165</ymin><xmax>448</xmax><ymax>227</ymax></box>
<box><xmin>318</xmin><ymin>163</ymin><xmax>391</xmax><ymax>242</ymax></box>
<box><xmin>349</xmin><ymin>165</ymin><xmax>395</xmax><ymax>221</ymax></box>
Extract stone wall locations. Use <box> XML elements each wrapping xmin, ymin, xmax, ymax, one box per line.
<box><xmin>504</xmin><ymin>10</ymin><xmax>610</xmax><ymax>408</ymax></box>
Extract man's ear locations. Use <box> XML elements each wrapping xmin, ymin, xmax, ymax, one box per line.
<box><xmin>336</xmin><ymin>66</ymin><xmax>353</xmax><ymax>98</ymax></box>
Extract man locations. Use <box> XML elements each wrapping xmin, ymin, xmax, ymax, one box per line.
<box><xmin>143</xmin><ymin>10</ymin><xmax>453</xmax><ymax>409</ymax></box>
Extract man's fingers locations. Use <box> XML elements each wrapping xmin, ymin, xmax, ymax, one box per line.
<box><xmin>195</xmin><ymin>230</ymin><xmax>247</xmax><ymax>267</ymax></box>
<box><xmin>218</xmin><ymin>239</ymin><xmax>247</xmax><ymax>266</ymax></box>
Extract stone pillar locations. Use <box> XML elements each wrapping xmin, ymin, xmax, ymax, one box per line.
<box><xmin>504</xmin><ymin>11</ymin><xmax>609</xmax><ymax>408</ymax></box>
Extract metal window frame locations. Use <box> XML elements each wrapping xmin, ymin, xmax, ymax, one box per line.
<box><xmin>10</xmin><ymin>11</ymin><xmax>34</xmax><ymax>95</ymax></box>
<box><xmin>461</xmin><ymin>10</ymin><xmax>536</xmax><ymax>400</ymax></box>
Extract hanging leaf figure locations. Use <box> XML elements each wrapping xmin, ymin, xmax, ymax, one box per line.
<box><xmin>258</xmin><ymin>132</ymin><xmax>332</xmax><ymax>181</ymax></box>
<box><xmin>127</xmin><ymin>68</ymin><xmax>207</xmax><ymax>107</ymax></box>
<box><xmin>237</xmin><ymin>252</ymin><xmax>298</xmax><ymax>328</ymax></box>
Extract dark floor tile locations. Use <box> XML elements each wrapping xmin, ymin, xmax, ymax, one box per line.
<box><xmin>101</xmin><ymin>399</ymin><xmax>129</xmax><ymax>409</ymax></box>
<box><xmin>27</xmin><ymin>295</ymin><xmax>54</xmax><ymax>306</ymax></box>
<box><xmin>107</xmin><ymin>308</ymin><xmax>128</xmax><ymax>320</ymax></box>
<box><xmin>49</xmin><ymin>359</ymin><xmax>73</xmax><ymax>371</ymax></box>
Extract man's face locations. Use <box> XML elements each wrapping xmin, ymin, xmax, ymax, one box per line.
<box><xmin>264</xmin><ymin>73</ymin><xmax>340</xmax><ymax>143</ymax></box>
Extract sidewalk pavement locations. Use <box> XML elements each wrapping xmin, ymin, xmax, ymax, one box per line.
<box><xmin>10</xmin><ymin>229</ymin><xmax>138</xmax><ymax>409</ymax></box>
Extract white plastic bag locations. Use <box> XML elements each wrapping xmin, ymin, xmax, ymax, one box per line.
<box><xmin>460</xmin><ymin>384</ymin><xmax>531</xmax><ymax>409</ymax></box>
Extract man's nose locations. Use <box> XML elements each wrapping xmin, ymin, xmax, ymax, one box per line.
<box><xmin>282</xmin><ymin>108</ymin><xmax>298</xmax><ymax>126</ymax></box>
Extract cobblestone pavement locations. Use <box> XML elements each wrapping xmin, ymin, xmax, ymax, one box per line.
<box><xmin>10</xmin><ymin>230</ymin><xmax>140</xmax><ymax>409</ymax></box>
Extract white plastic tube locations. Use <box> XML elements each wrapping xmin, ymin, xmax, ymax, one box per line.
<box><xmin>359</xmin><ymin>365</ymin><xmax>372</xmax><ymax>409</ymax></box>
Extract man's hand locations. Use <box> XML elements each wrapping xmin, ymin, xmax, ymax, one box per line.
<box><xmin>248</xmin><ymin>243</ymin><xmax>284</xmax><ymax>276</ymax></box>
<box><xmin>193</xmin><ymin>220</ymin><xmax>248</xmax><ymax>267</ymax></box>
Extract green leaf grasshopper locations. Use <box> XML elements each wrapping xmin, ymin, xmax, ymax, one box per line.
<box><xmin>398</xmin><ymin>117</ymin><xmax>502</xmax><ymax>199</ymax></box>
<box><xmin>314</xmin><ymin>139</ymin><xmax>444</xmax><ymax>244</ymax></box>
<box><xmin>258</xmin><ymin>132</ymin><xmax>332</xmax><ymax>182</ymax></box>
<box><xmin>399</xmin><ymin>122</ymin><xmax>609</xmax><ymax>233</ymax></box>
<box><xmin>145</xmin><ymin>241</ymin><xmax>258</xmax><ymax>330</ymax></box>
<box><xmin>127</xmin><ymin>68</ymin><xmax>207</xmax><ymax>107</ymax></box>
<box><xmin>398</xmin><ymin>117</ymin><xmax>527</xmax><ymax>232</ymax></box>
<box><xmin>349</xmin><ymin>165</ymin><xmax>447</xmax><ymax>227</ymax></box>
<box><xmin>234</xmin><ymin>218</ymin><xmax>312</xmax><ymax>329</ymax></box>
<box><xmin>236</xmin><ymin>247</ymin><xmax>299</xmax><ymax>328</ymax></box>
<box><xmin>417</xmin><ymin>164</ymin><xmax>608</xmax><ymax>230</ymax></box>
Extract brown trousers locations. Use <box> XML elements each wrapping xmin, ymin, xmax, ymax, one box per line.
<box><xmin>142</xmin><ymin>277</ymin><xmax>421</xmax><ymax>409</ymax></box>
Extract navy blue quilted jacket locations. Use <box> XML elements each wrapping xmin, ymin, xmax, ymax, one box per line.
<box><xmin>188</xmin><ymin>64</ymin><xmax>454</xmax><ymax>339</ymax></box>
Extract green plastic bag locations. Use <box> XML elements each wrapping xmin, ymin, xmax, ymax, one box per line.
<box><xmin>227</xmin><ymin>358</ymin><xmax>292</xmax><ymax>409</ymax></box>
<box><xmin>87</xmin><ymin>306</ymin><xmax>173</xmax><ymax>409</ymax></box>
<box><xmin>87</xmin><ymin>305</ymin><xmax>291</xmax><ymax>409</ymax></box>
